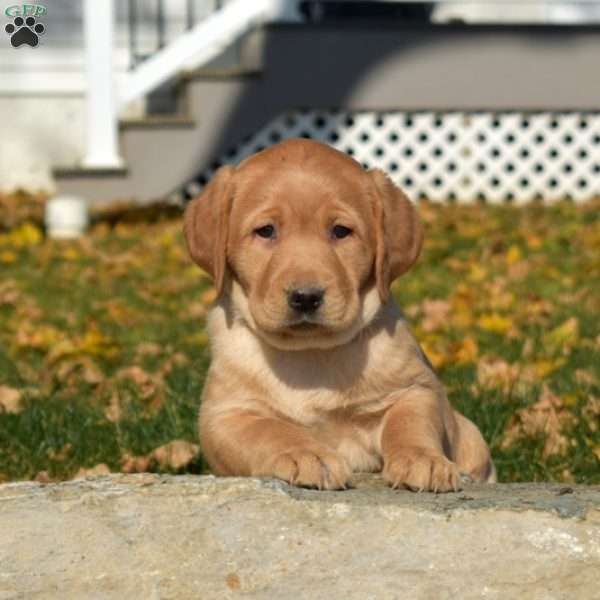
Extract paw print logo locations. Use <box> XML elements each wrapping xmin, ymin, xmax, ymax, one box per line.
<box><xmin>5</xmin><ymin>16</ymin><xmax>45</xmax><ymax>48</ymax></box>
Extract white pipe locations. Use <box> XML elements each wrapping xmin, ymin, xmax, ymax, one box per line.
<box><xmin>82</xmin><ymin>0</ymin><xmax>123</xmax><ymax>169</ymax></box>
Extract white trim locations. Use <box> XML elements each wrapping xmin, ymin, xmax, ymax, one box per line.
<box><xmin>82</xmin><ymin>0</ymin><xmax>123</xmax><ymax>169</ymax></box>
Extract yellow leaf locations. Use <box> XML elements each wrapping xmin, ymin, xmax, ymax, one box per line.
<box><xmin>478</xmin><ymin>313</ymin><xmax>513</xmax><ymax>334</ymax></box>
<box><xmin>543</xmin><ymin>318</ymin><xmax>579</xmax><ymax>354</ymax></box>
<box><xmin>454</xmin><ymin>337</ymin><xmax>479</xmax><ymax>365</ymax></box>
<box><xmin>563</xmin><ymin>394</ymin><xmax>578</xmax><ymax>408</ymax></box>
<box><xmin>506</xmin><ymin>245</ymin><xmax>522</xmax><ymax>265</ymax></box>
<box><xmin>46</xmin><ymin>339</ymin><xmax>78</xmax><ymax>363</ymax></box>
<box><xmin>467</xmin><ymin>264</ymin><xmax>487</xmax><ymax>282</ymax></box>
<box><xmin>16</xmin><ymin>324</ymin><xmax>63</xmax><ymax>350</ymax></box>
<box><xmin>79</xmin><ymin>327</ymin><xmax>119</xmax><ymax>359</ymax></box>
<box><xmin>420</xmin><ymin>340</ymin><xmax>447</xmax><ymax>369</ymax></box>
<box><xmin>0</xmin><ymin>250</ymin><xmax>17</xmax><ymax>264</ymax></box>
<box><xmin>158</xmin><ymin>230</ymin><xmax>176</xmax><ymax>247</ymax></box>
<box><xmin>526</xmin><ymin>235</ymin><xmax>543</xmax><ymax>249</ymax></box>
<box><xmin>62</xmin><ymin>247</ymin><xmax>81</xmax><ymax>261</ymax></box>
<box><xmin>8</xmin><ymin>222</ymin><xmax>42</xmax><ymax>248</ymax></box>
<box><xmin>200</xmin><ymin>287</ymin><xmax>217</xmax><ymax>305</ymax></box>
<box><xmin>184</xmin><ymin>331</ymin><xmax>209</xmax><ymax>347</ymax></box>
<box><xmin>534</xmin><ymin>358</ymin><xmax>566</xmax><ymax>378</ymax></box>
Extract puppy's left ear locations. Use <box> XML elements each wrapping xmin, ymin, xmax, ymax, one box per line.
<box><xmin>183</xmin><ymin>166</ymin><xmax>234</xmax><ymax>296</ymax></box>
<box><xmin>370</xmin><ymin>169</ymin><xmax>423</xmax><ymax>302</ymax></box>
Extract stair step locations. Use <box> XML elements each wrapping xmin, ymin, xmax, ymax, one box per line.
<box><xmin>182</xmin><ymin>66</ymin><xmax>262</xmax><ymax>80</ymax></box>
<box><xmin>119</xmin><ymin>115</ymin><xmax>196</xmax><ymax>130</ymax></box>
<box><xmin>53</xmin><ymin>165</ymin><xmax>129</xmax><ymax>179</ymax></box>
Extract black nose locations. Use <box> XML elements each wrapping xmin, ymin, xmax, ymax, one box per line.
<box><xmin>287</xmin><ymin>287</ymin><xmax>325</xmax><ymax>314</ymax></box>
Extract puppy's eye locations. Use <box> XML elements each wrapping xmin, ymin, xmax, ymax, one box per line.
<box><xmin>254</xmin><ymin>224</ymin><xmax>276</xmax><ymax>239</ymax></box>
<box><xmin>331</xmin><ymin>225</ymin><xmax>353</xmax><ymax>239</ymax></box>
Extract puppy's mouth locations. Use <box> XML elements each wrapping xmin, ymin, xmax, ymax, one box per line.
<box><xmin>283</xmin><ymin>315</ymin><xmax>326</xmax><ymax>335</ymax></box>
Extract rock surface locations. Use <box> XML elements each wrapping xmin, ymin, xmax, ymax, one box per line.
<box><xmin>0</xmin><ymin>474</ymin><xmax>599</xmax><ymax>599</ymax></box>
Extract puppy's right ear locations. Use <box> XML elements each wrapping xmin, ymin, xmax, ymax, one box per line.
<box><xmin>183</xmin><ymin>166</ymin><xmax>234</xmax><ymax>296</ymax></box>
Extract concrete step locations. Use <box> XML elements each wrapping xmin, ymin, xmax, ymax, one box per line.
<box><xmin>1</xmin><ymin>474</ymin><xmax>599</xmax><ymax>599</ymax></box>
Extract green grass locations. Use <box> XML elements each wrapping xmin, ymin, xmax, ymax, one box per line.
<box><xmin>0</xmin><ymin>200</ymin><xmax>599</xmax><ymax>483</ymax></box>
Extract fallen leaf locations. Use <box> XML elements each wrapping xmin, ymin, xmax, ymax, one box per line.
<box><xmin>0</xmin><ymin>385</ymin><xmax>22</xmax><ymax>414</ymax></box>
<box><xmin>533</xmin><ymin>358</ymin><xmax>566</xmax><ymax>378</ymax></box>
<box><xmin>0</xmin><ymin>280</ymin><xmax>21</xmax><ymax>305</ymax></box>
<box><xmin>502</xmin><ymin>385</ymin><xmax>577</xmax><ymax>458</ymax></box>
<box><xmin>104</xmin><ymin>392</ymin><xmax>123</xmax><ymax>423</ymax></box>
<box><xmin>476</xmin><ymin>358</ymin><xmax>521</xmax><ymax>392</ymax></box>
<box><xmin>159</xmin><ymin>352</ymin><xmax>190</xmax><ymax>376</ymax></box>
<box><xmin>0</xmin><ymin>250</ymin><xmax>17</xmax><ymax>264</ymax></box>
<box><xmin>421</xmin><ymin>299</ymin><xmax>451</xmax><ymax>332</ymax></box>
<box><xmin>200</xmin><ymin>287</ymin><xmax>217</xmax><ymax>305</ymax></box>
<box><xmin>116</xmin><ymin>366</ymin><xmax>162</xmax><ymax>404</ymax></box>
<box><xmin>35</xmin><ymin>471</ymin><xmax>52</xmax><ymax>483</ymax></box>
<box><xmin>184</xmin><ymin>331</ymin><xmax>209</xmax><ymax>347</ymax></box>
<box><xmin>526</xmin><ymin>234</ymin><xmax>543</xmax><ymax>249</ymax></box>
<box><xmin>136</xmin><ymin>342</ymin><xmax>162</xmax><ymax>357</ymax></box>
<box><xmin>560</xmin><ymin>469</ymin><xmax>575</xmax><ymax>483</ymax></box>
<box><xmin>507</xmin><ymin>261</ymin><xmax>530</xmax><ymax>280</ymax></box>
<box><xmin>120</xmin><ymin>453</ymin><xmax>152</xmax><ymax>473</ymax></box>
<box><xmin>151</xmin><ymin>440</ymin><xmax>200</xmax><ymax>470</ymax></box>
<box><xmin>79</xmin><ymin>326</ymin><xmax>119</xmax><ymax>359</ymax></box>
<box><xmin>188</xmin><ymin>302</ymin><xmax>208</xmax><ymax>319</ymax></box>
<box><xmin>55</xmin><ymin>357</ymin><xmax>104</xmax><ymax>386</ymax></box>
<box><xmin>47</xmin><ymin>443</ymin><xmax>73</xmax><ymax>461</ymax></box>
<box><xmin>419</xmin><ymin>338</ymin><xmax>447</xmax><ymax>370</ymax></box>
<box><xmin>467</xmin><ymin>264</ymin><xmax>487</xmax><ymax>282</ymax></box>
<box><xmin>575</xmin><ymin>369</ymin><xmax>598</xmax><ymax>387</ymax></box>
<box><xmin>582</xmin><ymin>396</ymin><xmax>600</xmax><ymax>432</ymax></box>
<box><xmin>542</xmin><ymin>317</ymin><xmax>579</xmax><ymax>355</ymax></box>
<box><xmin>478</xmin><ymin>313</ymin><xmax>513</xmax><ymax>335</ymax></box>
<box><xmin>74</xmin><ymin>464</ymin><xmax>111</xmax><ymax>479</ymax></box>
<box><xmin>15</xmin><ymin>324</ymin><xmax>64</xmax><ymax>350</ymax></box>
<box><xmin>505</xmin><ymin>245</ymin><xmax>522</xmax><ymax>265</ymax></box>
<box><xmin>453</xmin><ymin>336</ymin><xmax>479</xmax><ymax>365</ymax></box>
<box><xmin>8</xmin><ymin>222</ymin><xmax>43</xmax><ymax>248</ymax></box>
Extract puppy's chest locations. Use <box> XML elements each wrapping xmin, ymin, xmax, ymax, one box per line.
<box><xmin>238</xmin><ymin>349</ymin><xmax>400</xmax><ymax>426</ymax></box>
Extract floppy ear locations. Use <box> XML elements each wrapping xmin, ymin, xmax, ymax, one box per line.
<box><xmin>183</xmin><ymin>166</ymin><xmax>234</xmax><ymax>296</ymax></box>
<box><xmin>370</xmin><ymin>169</ymin><xmax>424</xmax><ymax>302</ymax></box>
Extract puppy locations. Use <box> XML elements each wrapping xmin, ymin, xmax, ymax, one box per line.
<box><xmin>184</xmin><ymin>139</ymin><xmax>495</xmax><ymax>492</ymax></box>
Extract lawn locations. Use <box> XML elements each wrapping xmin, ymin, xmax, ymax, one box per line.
<box><xmin>0</xmin><ymin>196</ymin><xmax>599</xmax><ymax>484</ymax></box>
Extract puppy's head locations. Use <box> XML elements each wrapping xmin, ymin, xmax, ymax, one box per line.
<box><xmin>184</xmin><ymin>139</ymin><xmax>422</xmax><ymax>350</ymax></box>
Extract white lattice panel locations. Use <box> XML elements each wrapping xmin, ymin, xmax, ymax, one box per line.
<box><xmin>190</xmin><ymin>111</ymin><xmax>600</xmax><ymax>203</ymax></box>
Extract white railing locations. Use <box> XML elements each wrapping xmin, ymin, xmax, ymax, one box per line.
<box><xmin>83</xmin><ymin>0</ymin><xmax>287</xmax><ymax>169</ymax></box>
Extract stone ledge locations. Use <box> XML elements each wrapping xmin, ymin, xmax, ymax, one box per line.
<box><xmin>1</xmin><ymin>475</ymin><xmax>599</xmax><ymax>599</ymax></box>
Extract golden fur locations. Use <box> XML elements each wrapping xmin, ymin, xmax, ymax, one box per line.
<box><xmin>184</xmin><ymin>139</ymin><xmax>495</xmax><ymax>492</ymax></box>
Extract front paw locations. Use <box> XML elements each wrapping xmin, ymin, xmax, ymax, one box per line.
<box><xmin>383</xmin><ymin>449</ymin><xmax>460</xmax><ymax>493</ymax></box>
<box><xmin>266</xmin><ymin>445</ymin><xmax>351</xmax><ymax>490</ymax></box>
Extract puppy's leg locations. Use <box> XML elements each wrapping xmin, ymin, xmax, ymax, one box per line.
<box><xmin>453</xmin><ymin>410</ymin><xmax>497</xmax><ymax>483</ymax></box>
<box><xmin>200</xmin><ymin>409</ymin><xmax>352</xmax><ymax>490</ymax></box>
<box><xmin>380</xmin><ymin>387</ymin><xmax>460</xmax><ymax>492</ymax></box>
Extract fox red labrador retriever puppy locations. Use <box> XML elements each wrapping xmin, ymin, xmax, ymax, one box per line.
<box><xmin>184</xmin><ymin>139</ymin><xmax>495</xmax><ymax>491</ymax></box>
